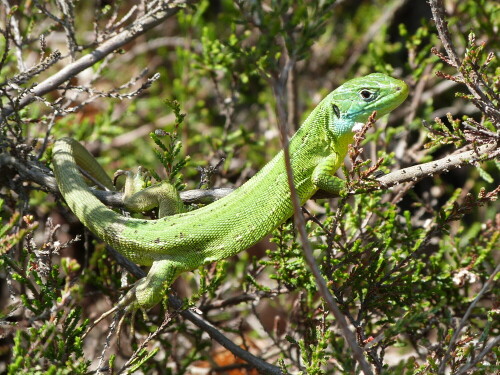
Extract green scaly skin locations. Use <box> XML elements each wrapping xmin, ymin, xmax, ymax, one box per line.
<box><xmin>52</xmin><ymin>73</ymin><xmax>408</xmax><ymax>309</ymax></box>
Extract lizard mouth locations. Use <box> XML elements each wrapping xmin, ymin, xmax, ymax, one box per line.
<box><xmin>371</xmin><ymin>80</ymin><xmax>409</xmax><ymax>118</ymax></box>
<box><xmin>391</xmin><ymin>80</ymin><xmax>409</xmax><ymax>105</ymax></box>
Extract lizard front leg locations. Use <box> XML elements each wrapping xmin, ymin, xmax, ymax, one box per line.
<box><xmin>311</xmin><ymin>152</ymin><xmax>347</xmax><ymax>195</ymax></box>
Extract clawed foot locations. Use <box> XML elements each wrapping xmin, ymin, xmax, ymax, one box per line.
<box><xmin>113</xmin><ymin>166</ymin><xmax>150</xmax><ymax>195</ymax></box>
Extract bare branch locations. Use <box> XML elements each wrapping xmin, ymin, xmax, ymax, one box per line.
<box><xmin>1</xmin><ymin>0</ymin><xmax>26</xmax><ymax>71</ymax></box>
<box><xmin>428</xmin><ymin>0</ymin><xmax>461</xmax><ymax>69</ymax></box>
<box><xmin>2</xmin><ymin>141</ymin><xmax>497</xmax><ymax>208</ymax></box>
<box><xmin>377</xmin><ymin>143</ymin><xmax>499</xmax><ymax>188</ymax></box>
<box><xmin>429</xmin><ymin>0</ymin><xmax>500</xmax><ymax>124</ymax></box>
<box><xmin>0</xmin><ymin>0</ymin><xmax>197</xmax><ymax>123</ymax></box>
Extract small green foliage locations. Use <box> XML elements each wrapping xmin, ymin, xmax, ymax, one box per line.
<box><xmin>1</xmin><ymin>0</ymin><xmax>498</xmax><ymax>373</ymax></box>
<box><xmin>8</xmin><ymin>309</ymin><xmax>90</xmax><ymax>374</ymax></box>
<box><xmin>298</xmin><ymin>321</ymin><xmax>332</xmax><ymax>375</ymax></box>
<box><xmin>149</xmin><ymin>99</ymin><xmax>190</xmax><ymax>191</ymax></box>
<box><xmin>1</xmin><ymin>220</ymin><xmax>90</xmax><ymax>375</ymax></box>
<box><xmin>423</xmin><ymin>113</ymin><xmax>467</xmax><ymax>149</ymax></box>
<box><xmin>128</xmin><ymin>348</ymin><xmax>160</xmax><ymax>373</ymax></box>
<box><xmin>459</xmin><ymin>32</ymin><xmax>496</xmax><ymax>93</ymax></box>
<box><xmin>196</xmin><ymin>260</ymin><xmax>229</xmax><ymax>299</ymax></box>
<box><xmin>0</xmin><ymin>211</ymin><xmax>38</xmax><ymax>255</ymax></box>
<box><xmin>400</xmin><ymin>21</ymin><xmax>441</xmax><ymax>79</ymax></box>
<box><xmin>261</xmin><ymin>222</ymin><xmax>316</xmax><ymax>293</ymax></box>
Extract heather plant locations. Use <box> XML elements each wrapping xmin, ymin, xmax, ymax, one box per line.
<box><xmin>0</xmin><ymin>1</ymin><xmax>497</xmax><ymax>374</ymax></box>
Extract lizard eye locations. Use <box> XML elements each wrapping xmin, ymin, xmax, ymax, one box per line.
<box><xmin>359</xmin><ymin>89</ymin><xmax>376</xmax><ymax>101</ymax></box>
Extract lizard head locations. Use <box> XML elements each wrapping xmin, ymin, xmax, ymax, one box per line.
<box><xmin>326</xmin><ymin>73</ymin><xmax>408</xmax><ymax>138</ymax></box>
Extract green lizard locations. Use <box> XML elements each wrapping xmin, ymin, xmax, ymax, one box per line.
<box><xmin>52</xmin><ymin>73</ymin><xmax>408</xmax><ymax>310</ymax></box>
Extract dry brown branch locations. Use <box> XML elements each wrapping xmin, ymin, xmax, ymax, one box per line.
<box><xmin>377</xmin><ymin>143</ymin><xmax>498</xmax><ymax>187</ymax></box>
<box><xmin>429</xmin><ymin>0</ymin><xmax>500</xmax><ymax>124</ymax></box>
<box><xmin>2</xmin><ymin>141</ymin><xmax>497</xmax><ymax>208</ymax></box>
<box><xmin>0</xmin><ymin>0</ymin><xmax>198</xmax><ymax>124</ymax></box>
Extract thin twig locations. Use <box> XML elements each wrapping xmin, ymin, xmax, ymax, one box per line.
<box><xmin>117</xmin><ymin>312</ymin><xmax>174</xmax><ymax>374</ymax></box>
<box><xmin>0</xmin><ymin>0</ymin><xmax>198</xmax><ymax>123</ymax></box>
<box><xmin>437</xmin><ymin>264</ymin><xmax>500</xmax><ymax>374</ymax></box>
<box><xmin>454</xmin><ymin>336</ymin><xmax>500</xmax><ymax>375</ymax></box>
<box><xmin>271</xmin><ymin>58</ymin><xmax>374</xmax><ymax>374</ymax></box>
<box><xmin>429</xmin><ymin>0</ymin><xmax>500</xmax><ymax>124</ymax></box>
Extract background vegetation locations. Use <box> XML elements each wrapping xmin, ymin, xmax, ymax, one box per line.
<box><xmin>0</xmin><ymin>0</ymin><xmax>498</xmax><ymax>374</ymax></box>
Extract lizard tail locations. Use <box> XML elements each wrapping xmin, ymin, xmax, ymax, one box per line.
<box><xmin>52</xmin><ymin>137</ymin><xmax>124</xmax><ymax>245</ymax></box>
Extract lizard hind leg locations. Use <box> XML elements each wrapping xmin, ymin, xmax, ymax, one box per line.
<box><xmin>90</xmin><ymin>251</ymin><xmax>183</xmax><ymax>334</ymax></box>
<box><xmin>109</xmin><ymin>171</ymin><xmax>186</xmax><ymax>312</ymax></box>
<box><xmin>88</xmin><ymin>259</ymin><xmax>180</xmax><ymax>343</ymax></box>
<box><xmin>115</xmin><ymin>168</ymin><xmax>185</xmax><ymax>217</ymax></box>
<box><xmin>127</xmin><ymin>259</ymin><xmax>184</xmax><ymax>310</ymax></box>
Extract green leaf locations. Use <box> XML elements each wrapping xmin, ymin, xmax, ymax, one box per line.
<box><xmin>477</xmin><ymin>165</ymin><xmax>494</xmax><ymax>183</ymax></box>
